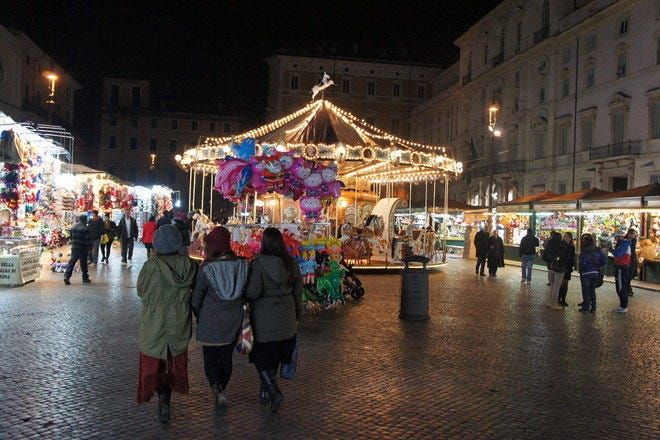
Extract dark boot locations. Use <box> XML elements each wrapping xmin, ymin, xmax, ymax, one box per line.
<box><xmin>259</xmin><ymin>370</ymin><xmax>283</xmax><ymax>412</ymax></box>
<box><xmin>157</xmin><ymin>388</ymin><xmax>171</xmax><ymax>422</ymax></box>
<box><xmin>259</xmin><ymin>382</ymin><xmax>270</xmax><ymax>405</ymax></box>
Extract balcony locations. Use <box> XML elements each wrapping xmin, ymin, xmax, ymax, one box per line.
<box><xmin>491</xmin><ymin>53</ymin><xmax>504</xmax><ymax>66</ymax></box>
<box><xmin>465</xmin><ymin>160</ymin><xmax>526</xmax><ymax>180</ymax></box>
<box><xmin>589</xmin><ymin>141</ymin><xmax>640</xmax><ymax>161</ymax></box>
<box><xmin>462</xmin><ymin>73</ymin><xmax>472</xmax><ymax>85</ymax></box>
<box><xmin>533</xmin><ymin>26</ymin><xmax>549</xmax><ymax>45</ymax></box>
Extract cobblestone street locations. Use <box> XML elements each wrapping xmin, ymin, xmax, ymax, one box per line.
<box><xmin>0</xmin><ymin>250</ymin><xmax>658</xmax><ymax>439</ymax></box>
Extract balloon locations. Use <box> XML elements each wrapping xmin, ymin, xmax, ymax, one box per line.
<box><xmin>291</xmin><ymin>158</ymin><xmax>312</xmax><ymax>180</ymax></box>
<box><xmin>324</xmin><ymin>181</ymin><xmax>342</xmax><ymax>199</ymax></box>
<box><xmin>279</xmin><ymin>154</ymin><xmax>294</xmax><ymax>170</ymax></box>
<box><xmin>320</xmin><ymin>165</ymin><xmax>337</xmax><ymax>183</ymax></box>
<box><xmin>304</xmin><ymin>173</ymin><xmax>323</xmax><ymax>189</ymax></box>
<box><xmin>232</xmin><ymin>138</ymin><xmax>256</xmax><ymax>160</ymax></box>
<box><xmin>300</xmin><ymin>195</ymin><xmax>322</xmax><ymax>220</ymax></box>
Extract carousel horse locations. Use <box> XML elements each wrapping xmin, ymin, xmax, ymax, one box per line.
<box><xmin>191</xmin><ymin>211</ymin><xmax>212</xmax><ymax>243</ymax></box>
<box><xmin>363</xmin><ymin>215</ymin><xmax>387</xmax><ymax>257</ymax></box>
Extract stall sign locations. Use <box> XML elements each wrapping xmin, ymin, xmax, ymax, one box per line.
<box><xmin>581</xmin><ymin>198</ymin><xmax>642</xmax><ymax>210</ymax></box>
<box><xmin>0</xmin><ymin>254</ymin><xmax>40</xmax><ymax>286</ymax></box>
<box><xmin>496</xmin><ymin>204</ymin><xmax>531</xmax><ymax>213</ymax></box>
<box><xmin>534</xmin><ymin>202</ymin><xmax>578</xmax><ymax>212</ymax></box>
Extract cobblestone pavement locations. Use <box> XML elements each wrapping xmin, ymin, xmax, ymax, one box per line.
<box><xmin>0</xmin><ymin>249</ymin><xmax>658</xmax><ymax>440</ymax></box>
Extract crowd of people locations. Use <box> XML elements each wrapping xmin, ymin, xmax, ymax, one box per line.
<box><xmin>62</xmin><ymin>210</ymin><xmax>302</xmax><ymax>422</ymax></box>
<box><xmin>473</xmin><ymin>226</ymin><xmax>640</xmax><ymax>314</ymax></box>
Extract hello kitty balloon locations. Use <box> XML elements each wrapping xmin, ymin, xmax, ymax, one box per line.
<box><xmin>291</xmin><ymin>159</ymin><xmax>312</xmax><ymax>180</ymax></box>
<box><xmin>300</xmin><ymin>195</ymin><xmax>322</xmax><ymax>219</ymax></box>
<box><xmin>304</xmin><ymin>173</ymin><xmax>323</xmax><ymax>189</ymax></box>
<box><xmin>320</xmin><ymin>165</ymin><xmax>337</xmax><ymax>183</ymax></box>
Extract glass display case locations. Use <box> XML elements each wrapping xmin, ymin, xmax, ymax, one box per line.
<box><xmin>0</xmin><ymin>237</ymin><xmax>42</xmax><ymax>286</ymax></box>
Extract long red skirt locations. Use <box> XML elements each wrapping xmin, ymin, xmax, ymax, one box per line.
<box><xmin>136</xmin><ymin>350</ymin><xmax>189</xmax><ymax>404</ymax></box>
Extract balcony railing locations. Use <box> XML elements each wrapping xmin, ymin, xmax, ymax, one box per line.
<box><xmin>491</xmin><ymin>53</ymin><xmax>504</xmax><ymax>66</ymax></box>
<box><xmin>589</xmin><ymin>141</ymin><xmax>641</xmax><ymax>161</ymax></box>
<box><xmin>533</xmin><ymin>26</ymin><xmax>549</xmax><ymax>45</ymax></box>
<box><xmin>466</xmin><ymin>160</ymin><xmax>526</xmax><ymax>179</ymax></box>
<box><xmin>462</xmin><ymin>73</ymin><xmax>472</xmax><ymax>85</ymax></box>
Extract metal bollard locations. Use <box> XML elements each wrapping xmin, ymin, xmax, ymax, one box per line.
<box><xmin>399</xmin><ymin>255</ymin><xmax>430</xmax><ymax>321</ymax></box>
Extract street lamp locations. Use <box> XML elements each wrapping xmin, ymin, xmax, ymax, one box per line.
<box><xmin>43</xmin><ymin>71</ymin><xmax>58</xmax><ymax>104</ymax></box>
<box><xmin>487</xmin><ymin>102</ymin><xmax>503</xmax><ymax>211</ymax></box>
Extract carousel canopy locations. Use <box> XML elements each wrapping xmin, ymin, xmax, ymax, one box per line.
<box><xmin>178</xmin><ymin>100</ymin><xmax>462</xmax><ymax>183</ymax></box>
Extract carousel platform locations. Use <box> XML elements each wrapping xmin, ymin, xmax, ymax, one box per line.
<box><xmin>349</xmin><ymin>259</ymin><xmax>446</xmax><ymax>272</ymax></box>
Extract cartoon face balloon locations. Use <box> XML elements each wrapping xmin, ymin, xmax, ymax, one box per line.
<box><xmin>279</xmin><ymin>155</ymin><xmax>294</xmax><ymax>170</ymax></box>
<box><xmin>300</xmin><ymin>195</ymin><xmax>322</xmax><ymax>217</ymax></box>
<box><xmin>320</xmin><ymin>166</ymin><xmax>336</xmax><ymax>183</ymax></box>
<box><xmin>304</xmin><ymin>173</ymin><xmax>323</xmax><ymax>189</ymax></box>
<box><xmin>291</xmin><ymin>159</ymin><xmax>312</xmax><ymax>180</ymax></box>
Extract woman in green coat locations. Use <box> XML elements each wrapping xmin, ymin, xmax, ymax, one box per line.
<box><xmin>136</xmin><ymin>225</ymin><xmax>197</xmax><ymax>423</ymax></box>
<box><xmin>245</xmin><ymin>227</ymin><xmax>303</xmax><ymax>412</ymax></box>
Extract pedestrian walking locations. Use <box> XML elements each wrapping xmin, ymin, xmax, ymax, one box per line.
<box><xmin>611</xmin><ymin>232</ymin><xmax>633</xmax><ymax>313</ymax></box>
<box><xmin>142</xmin><ymin>215</ymin><xmax>157</xmax><ymax>258</ymax></box>
<box><xmin>87</xmin><ymin>210</ymin><xmax>105</xmax><ymax>266</ymax></box>
<box><xmin>556</xmin><ymin>232</ymin><xmax>576</xmax><ymax>307</ymax></box>
<box><xmin>173</xmin><ymin>213</ymin><xmax>191</xmax><ymax>256</ymax></box>
<box><xmin>546</xmin><ymin>234</ymin><xmax>571</xmax><ymax>310</ymax></box>
<box><xmin>100</xmin><ymin>213</ymin><xmax>117</xmax><ymax>263</ymax></box>
<box><xmin>118</xmin><ymin>210</ymin><xmax>139</xmax><ymax>265</ymax></box>
<box><xmin>157</xmin><ymin>209</ymin><xmax>173</xmax><ymax>229</ymax></box>
<box><xmin>578</xmin><ymin>233</ymin><xmax>606</xmax><ymax>313</ymax></box>
<box><xmin>519</xmin><ymin>228</ymin><xmax>539</xmax><ymax>284</ymax></box>
<box><xmin>474</xmin><ymin>227</ymin><xmax>489</xmax><ymax>276</ymax></box>
<box><xmin>542</xmin><ymin>231</ymin><xmax>562</xmax><ymax>286</ymax></box>
<box><xmin>136</xmin><ymin>225</ymin><xmax>197</xmax><ymax>423</ymax></box>
<box><xmin>63</xmin><ymin>214</ymin><xmax>92</xmax><ymax>285</ymax></box>
<box><xmin>245</xmin><ymin>227</ymin><xmax>303</xmax><ymax>413</ymax></box>
<box><xmin>191</xmin><ymin>226</ymin><xmax>249</xmax><ymax>407</ymax></box>
<box><xmin>487</xmin><ymin>230</ymin><xmax>505</xmax><ymax>277</ymax></box>
<box><xmin>627</xmin><ymin>228</ymin><xmax>638</xmax><ymax>297</ymax></box>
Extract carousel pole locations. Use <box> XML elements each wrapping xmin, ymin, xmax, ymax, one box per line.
<box><xmin>188</xmin><ymin>169</ymin><xmax>193</xmax><ymax>212</ymax></box>
<box><xmin>408</xmin><ymin>181</ymin><xmax>412</xmax><ymax>217</ymax></box>
<box><xmin>433</xmin><ymin>179</ymin><xmax>437</xmax><ymax>229</ymax></box>
<box><xmin>200</xmin><ymin>171</ymin><xmax>206</xmax><ymax>216</ymax></box>
<box><xmin>253</xmin><ymin>191</ymin><xmax>258</xmax><ymax>224</ymax></box>
<box><xmin>244</xmin><ymin>193</ymin><xmax>249</xmax><ymax>223</ymax></box>
<box><xmin>424</xmin><ymin>179</ymin><xmax>429</xmax><ymax>227</ymax></box>
<box><xmin>192</xmin><ymin>170</ymin><xmax>197</xmax><ymax>212</ymax></box>
<box><xmin>354</xmin><ymin>176</ymin><xmax>358</xmax><ymax>224</ymax></box>
<box><xmin>209</xmin><ymin>173</ymin><xmax>214</xmax><ymax>221</ymax></box>
<box><xmin>444</xmin><ymin>176</ymin><xmax>449</xmax><ymax>215</ymax></box>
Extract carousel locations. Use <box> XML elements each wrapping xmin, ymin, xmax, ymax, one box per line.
<box><xmin>177</xmin><ymin>97</ymin><xmax>462</xmax><ymax>273</ymax></box>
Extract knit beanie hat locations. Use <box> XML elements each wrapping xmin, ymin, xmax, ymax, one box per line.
<box><xmin>153</xmin><ymin>224</ymin><xmax>182</xmax><ymax>255</ymax></box>
<box><xmin>204</xmin><ymin>226</ymin><xmax>232</xmax><ymax>255</ymax></box>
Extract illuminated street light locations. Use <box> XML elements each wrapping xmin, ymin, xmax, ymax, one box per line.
<box><xmin>43</xmin><ymin>71</ymin><xmax>58</xmax><ymax>104</ymax></box>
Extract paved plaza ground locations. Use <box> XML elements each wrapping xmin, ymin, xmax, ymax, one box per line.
<box><xmin>0</xmin><ymin>249</ymin><xmax>658</xmax><ymax>439</ymax></box>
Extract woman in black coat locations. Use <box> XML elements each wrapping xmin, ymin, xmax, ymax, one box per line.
<box><xmin>487</xmin><ymin>230</ymin><xmax>505</xmax><ymax>276</ymax></box>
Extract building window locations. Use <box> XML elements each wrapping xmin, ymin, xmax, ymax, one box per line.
<box><xmin>130</xmin><ymin>137</ymin><xmax>138</xmax><ymax>150</ymax></box>
<box><xmin>483</xmin><ymin>44</ymin><xmax>488</xmax><ymax>65</ymax></box>
<box><xmin>533</xmin><ymin>130</ymin><xmax>546</xmax><ymax>159</ymax></box>
<box><xmin>616</xmin><ymin>49</ymin><xmax>627</xmax><ymax>77</ymax></box>
<box><xmin>539</xmin><ymin>86</ymin><xmax>546</xmax><ymax>103</ymax></box>
<box><xmin>290</xmin><ymin>75</ymin><xmax>299</xmax><ymax>90</ymax></box>
<box><xmin>131</xmin><ymin>86</ymin><xmax>141</xmax><ymax>108</ymax></box>
<box><xmin>367</xmin><ymin>81</ymin><xmax>376</xmax><ymax>96</ymax></box>
<box><xmin>651</xmin><ymin>101</ymin><xmax>660</xmax><ymax>139</ymax></box>
<box><xmin>390</xmin><ymin>117</ymin><xmax>401</xmax><ymax>134</ymax></box>
<box><xmin>580</xmin><ymin>118</ymin><xmax>594</xmax><ymax>150</ymax></box>
<box><xmin>516</xmin><ymin>22</ymin><xmax>522</xmax><ymax>51</ymax></box>
<box><xmin>392</xmin><ymin>83</ymin><xmax>401</xmax><ymax>98</ymax></box>
<box><xmin>108</xmin><ymin>136</ymin><xmax>116</xmax><ymax>149</ymax></box>
<box><xmin>541</xmin><ymin>0</ymin><xmax>550</xmax><ymax>30</ymax></box>
<box><xmin>557</xmin><ymin>181</ymin><xmax>567</xmax><ymax>195</ymax></box>
<box><xmin>611</xmin><ymin>111</ymin><xmax>627</xmax><ymax>143</ymax></box>
<box><xmin>210</xmin><ymin>122</ymin><xmax>216</xmax><ymax>132</ymax></box>
<box><xmin>130</xmin><ymin>117</ymin><xmax>138</xmax><ymax>128</ymax></box>
<box><xmin>191</xmin><ymin>120</ymin><xmax>198</xmax><ymax>131</ymax></box>
<box><xmin>127</xmin><ymin>167</ymin><xmax>137</xmax><ymax>182</ymax></box>
<box><xmin>656</xmin><ymin>37</ymin><xmax>660</xmax><ymax>65</ymax></box>
<box><xmin>342</xmin><ymin>79</ymin><xmax>351</xmax><ymax>94</ymax></box>
<box><xmin>585</xmin><ymin>34</ymin><xmax>596</xmax><ymax>52</ymax></box>
<box><xmin>581</xmin><ymin>180</ymin><xmax>591</xmax><ymax>190</ymax></box>
<box><xmin>223</xmin><ymin>122</ymin><xmax>231</xmax><ymax>133</ymax></box>
<box><xmin>561</xmin><ymin>46</ymin><xmax>571</xmax><ymax>64</ymax></box>
<box><xmin>555</xmin><ymin>124</ymin><xmax>569</xmax><ymax>155</ymax></box>
<box><xmin>149</xmin><ymin>138</ymin><xmax>158</xmax><ymax>152</ymax></box>
<box><xmin>150</xmin><ymin>118</ymin><xmax>157</xmax><ymax>129</ymax></box>
<box><xmin>171</xmin><ymin>119</ymin><xmax>178</xmax><ymax>130</ymax></box>
<box><xmin>618</xmin><ymin>16</ymin><xmax>629</xmax><ymax>36</ymax></box>
<box><xmin>417</xmin><ymin>84</ymin><xmax>426</xmax><ymax>99</ymax></box>
<box><xmin>499</xmin><ymin>26</ymin><xmax>506</xmax><ymax>56</ymax></box>
<box><xmin>110</xmin><ymin>84</ymin><xmax>119</xmax><ymax>106</ymax></box>
<box><xmin>562</xmin><ymin>75</ymin><xmax>570</xmax><ymax>97</ymax></box>
<box><xmin>586</xmin><ymin>67</ymin><xmax>595</xmax><ymax>88</ymax></box>
<box><xmin>169</xmin><ymin>140</ymin><xmax>178</xmax><ymax>152</ymax></box>
<box><xmin>514</xmin><ymin>70</ymin><xmax>520</xmax><ymax>84</ymax></box>
<box><xmin>109</xmin><ymin>115</ymin><xmax>117</xmax><ymax>126</ymax></box>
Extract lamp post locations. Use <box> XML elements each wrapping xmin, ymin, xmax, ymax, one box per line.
<box><xmin>43</xmin><ymin>71</ymin><xmax>58</xmax><ymax>123</ymax></box>
<box><xmin>487</xmin><ymin>102</ymin><xmax>503</xmax><ymax>211</ymax></box>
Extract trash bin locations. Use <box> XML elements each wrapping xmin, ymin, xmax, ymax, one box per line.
<box><xmin>399</xmin><ymin>255</ymin><xmax>430</xmax><ymax>321</ymax></box>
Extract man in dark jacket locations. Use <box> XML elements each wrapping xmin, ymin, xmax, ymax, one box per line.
<box><xmin>157</xmin><ymin>210</ymin><xmax>173</xmax><ymax>229</ymax></box>
<box><xmin>519</xmin><ymin>228</ymin><xmax>539</xmax><ymax>284</ymax></box>
<box><xmin>87</xmin><ymin>210</ymin><xmax>105</xmax><ymax>266</ymax></box>
<box><xmin>118</xmin><ymin>210</ymin><xmax>139</xmax><ymax>265</ymax></box>
<box><xmin>64</xmin><ymin>215</ymin><xmax>92</xmax><ymax>285</ymax></box>
<box><xmin>542</xmin><ymin>231</ymin><xmax>562</xmax><ymax>286</ymax></box>
<box><xmin>557</xmin><ymin>232</ymin><xmax>576</xmax><ymax>306</ymax></box>
<box><xmin>474</xmin><ymin>227</ymin><xmax>490</xmax><ymax>276</ymax></box>
<box><xmin>173</xmin><ymin>213</ymin><xmax>191</xmax><ymax>256</ymax></box>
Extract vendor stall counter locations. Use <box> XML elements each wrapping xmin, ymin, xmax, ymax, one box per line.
<box><xmin>0</xmin><ymin>237</ymin><xmax>42</xmax><ymax>287</ymax></box>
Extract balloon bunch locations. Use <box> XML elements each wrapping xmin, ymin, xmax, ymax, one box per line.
<box><xmin>214</xmin><ymin>138</ymin><xmax>342</xmax><ymax>220</ymax></box>
<box><xmin>0</xmin><ymin>163</ymin><xmax>21</xmax><ymax>210</ymax></box>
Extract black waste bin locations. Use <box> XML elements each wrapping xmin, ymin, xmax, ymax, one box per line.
<box><xmin>399</xmin><ymin>255</ymin><xmax>430</xmax><ymax>321</ymax></box>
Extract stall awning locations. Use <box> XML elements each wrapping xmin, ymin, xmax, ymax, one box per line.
<box><xmin>580</xmin><ymin>183</ymin><xmax>660</xmax><ymax>210</ymax></box>
<box><xmin>496</xmin><ymin>191</ymin><xmax>559</xmax><ymax>212</ymax></box>
<box><xmin>534</xmin><ymin>188</ymin><xmax>610</xmax><ymax>212</ymax></box>
<box><xmin>69</xmin><ymin>164</ymin><xmax>134</xmax><ymax>187</ymax></box>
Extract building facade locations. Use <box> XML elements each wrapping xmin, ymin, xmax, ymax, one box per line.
<box><xmin>266</xmin><ymin>54</ymin><xmax>442</xmax><ymax>137</ymax></box>
<box><xmin>97</xmin><ymin>77</ymin><xmax>242</xmax><ymax>193</ymax></box>
<box><xmin>410</xmin><ymin>0</ymin><xmax>660</xmax><ymax>204</ymax></box>
<box><xmin>0</xmin><ymin>25</ymin><xmax>80</xmax><ymax>127</ymax></box>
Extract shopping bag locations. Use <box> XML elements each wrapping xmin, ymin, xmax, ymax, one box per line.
<box><xmin>100</xmin><ymin>234</ymin><xmax>109</xmax><ymax>245</ymax></box>
<box><xmin>280</xmin><ymin>337</ymin><xmax>298</xmax><ymax>380</ymax></box>
<box><xmin>235</xmin><ymin>305</ymin><xmax>253</xmax><ymax>354</ymax></box>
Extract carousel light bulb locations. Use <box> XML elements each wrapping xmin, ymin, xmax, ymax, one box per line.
<box><xmin>174</xmin><ymin>154</ymin><xmax>182</xmax><ymax>162</ymax></box>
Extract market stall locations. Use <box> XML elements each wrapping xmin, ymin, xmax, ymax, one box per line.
<box><xmin>178</xmin><ymin>99</ymin><xmax>462</xmax><ymax>273</ymax></box>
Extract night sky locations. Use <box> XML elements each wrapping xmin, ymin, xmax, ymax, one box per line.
<box><xmin>3</xmin><ymin>0</ymin><xmax>500</xmax><ymax>134</ymax></box>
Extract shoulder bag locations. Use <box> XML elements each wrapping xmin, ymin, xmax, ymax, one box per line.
<box><xmin>235</xmin><ymin>304</ymin><xmax>254</xmax><ymax>354</ymax></box>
